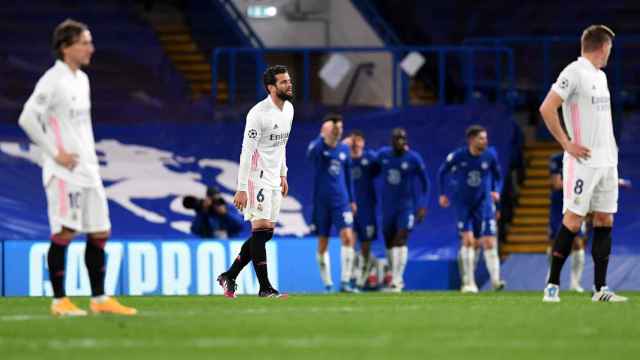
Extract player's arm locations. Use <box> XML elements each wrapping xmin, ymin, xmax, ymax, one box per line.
<box><xmin>235</xmin><ymin>111</ymin><xmax>261</xmax><ymax>211</ymax></box>
<box><xmin>539</xmin><ymin>69</ymin><xmax>590</xmax><ymax>160</ymax></box>
<box><xmin>344</xmin><ymin>149</ymin><xmax>357</xmax><ymax>214</ymax></box>
<box><xmin>280</xmin><ymin>148</ymin><xmax>288</xmax><ymax>196</ymax></box>
<box><xmin>18</xmin><ymin>80</ymin><xmax>77</xmax><ymax>169</ymax></box>
<box><xmin>414</xmin><ymin>153</ymin><xmax>430</xmax><ymax>223</ymax></box>
<box><xmin>489</xmin><ymin>151</ymin><xmax>503</xmax><ymax>202</ymax></box>
<box><xmin>306</xmin><ymin>135</ymin><xmax>324</xmax><ymax>162</ymax></box>
<box><xmin>437</xmin><ymin>151</ymin><xmax>456</xmax><ymax>207</ymax></box>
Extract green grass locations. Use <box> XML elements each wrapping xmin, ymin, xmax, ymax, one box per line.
<box><xmin>0</xmin><ymin>292</ymin><xmax>638</xmax><ymax>360</ymax></box>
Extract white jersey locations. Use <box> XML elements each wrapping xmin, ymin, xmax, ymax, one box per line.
<box><xmin>237</xmin><ymin>96</ymin><xmax>293</xmax><ymax>192</ymax></box>
<box><xmin>551</xmin><ymin>56</ymin><xmax>618</xmax><ymax>167</ymax></box>
<box><xmin>18</xmin><ymin>60</ymin><xmax>101</xmax><ymax>187</ymax></box>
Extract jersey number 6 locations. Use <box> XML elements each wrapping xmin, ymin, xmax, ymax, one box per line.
<box><xmin>257</xmin><ymin>189</ymin><xmax>265</xmax><ymax>203</ymax></box>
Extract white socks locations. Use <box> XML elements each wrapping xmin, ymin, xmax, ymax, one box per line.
<box><xmin>390</xmin><ymin>246</ymin><xmax>408</xmax><ymax>288</ymax></box>
<box><xmin>92</xmin><ymin>295</ymin><xmax>110</xmax><ymax>303</ymax></box>
<box><xmin>340</xmin><ymin>246</ymin><xmax>355</xmax><ymax>283</ymax></box>
<box><xmin>570</xmin><ymin>249</ymin><xmax>585</xmax><ymax>287</ymax></box>
<box><xmin>316</xmin><ymin>251</ymin><xmax>333</xmax><ymax>286</ymax></box>
<box><xmin>356</xmin><ymin>252</ymin><xmax>370</xmax><ymax>288</ymax></box>
<box><xmin>483</xmin><ymin>247</ymin><xmax>501</xmax><ymax>287</ymax></box>
<box><xmin>460</xmin><ymin>246</ymin><xmax>476</xmax><ymax>287</ymax></box>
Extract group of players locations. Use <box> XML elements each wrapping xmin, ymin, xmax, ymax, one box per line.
<box><xmin>306</xmin><ymin>116</ymin><xmax>505</xmax><ymax>293</ymax></box>
<box><xmin>19</xmin><ymin>19</ymin><xmax>628</xmax><ymax>315</ymax></box>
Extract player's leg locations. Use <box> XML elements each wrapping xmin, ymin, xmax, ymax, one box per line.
<box><xmin>355</xmin><ymin>221</ymin><xmax>376</xmax><ymax>289</ymax></box>
<box><xmin>387</xmin><ymin>209</ymin><xmax>414</xmax><ymax>292</ymax></box>
<box><xmin>83</xmin><ymin>185</ymin><xmax>136</xmax><ymax>315</ymax></box>
<box><xmin>313</xmin><ymin>201</ymin><xmax>334</xmax><ymax>292</ymax></box>
<box><xmin>251</xmin><ymin>189</ymin><xmax>285</xmax><ymax>297</ymax></box>
<box><xmin>45</xmin><ymin>178</ymin><xmax>85</xmax><ymax>316</ymax></box>
<box><xmin>382</xmin><ymin>213</ymin><xmax>395</xmax><ymax>288</ymax></box>
<box><xmin>544</xmin><ymin>159</ymin><xmax>594</xmax><ymax>302</ymax></box>
<box><xmin>480</xmin><ymin>218</ymin><xmax>504</xmax><ymax>290</ymax></box>
<box><xmin>459</xmin><ymin>230</ymin><xmax>478</xmax><ymax>293</ymax></box>
<box><xmin>590</xmin><ymin>166</ymin><xmax>626</xmax><ymax>301</ymax></box>
<box><xmin>569</xmin><ymin>228</ymin><xmax>586</xmax><ymax>293</ymax></box>
<box><xmin>335</xmin><ymin>205</ymin><xmax>357</xmax><ymax>292</ymax></box>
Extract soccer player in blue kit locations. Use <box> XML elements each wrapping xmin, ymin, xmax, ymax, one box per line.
<box><xmin>378</xmin><ymin>128</ymin><xmax>429</xmax><ymax>292</ymax></box>
<box><xmin>346</xmin><ymin>130</ymin><xmax>381</xmax><ymax>289</ymax></box>
<box><xmin>307</xmin><ymin>114</ymin><xmax>358</xmax><ymax>292</ymax></box>
<box><xmin>438</xmin><ymin>125</ymin><xmax>504</xmax><ymax>293</ymax></box>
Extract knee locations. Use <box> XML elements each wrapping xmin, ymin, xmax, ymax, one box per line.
<box><xmin>483</xmin><ymin>237</ymin><xmax>496</xmax><ymax>250</ymax></box>
<box><xmin>317</xmin><ymin>237</ymin><xmax>329</xmax><ymax>253</ymax></box>
<box><xmin>593</xmin><ymin>213</ymin><xmax>613</xmax><ymax>227</ymax></box>
<box><xmin>562</xmin><ymin>213</ymin><xmax>583</xmax><ymax>233</ymax></box>
<box><xmin>461</xmin><ymin>232</ymin><xmax>474</xmax><ymax>247</ymax></box>
<box><xmin>393</xmin><ymin>230</ymin><xmax>409</xmax><ymax>247</ymax></box>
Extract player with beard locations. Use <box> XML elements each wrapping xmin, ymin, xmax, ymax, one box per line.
<box><xmin>217</xmin><ymin>65</ymin><xmax>293</xmax><ymax>298</ymax></box>
<box><xmin>437</xmin><ymin>125</ymin><xmax>504</xmax><ymax>293</ymax></box>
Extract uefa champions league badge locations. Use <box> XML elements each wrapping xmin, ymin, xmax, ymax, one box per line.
<box><xmin>481</xmin><ymin>162</ymin><xmax>488</xmax><ymax>170</ymax></box>
<box><xmin>362</xmin><ymin>158</ymin><xmax>369</xmax><ymax>166</ymax></box>
<box><xmin>401</xmin><ymin>162</ymin><xmax>408</xmax><ymax>170</ymax></box>
<box><xmin>339</xmin><ymin>152</ymin><xmax>346</xmax><ymax>161</ymax></box>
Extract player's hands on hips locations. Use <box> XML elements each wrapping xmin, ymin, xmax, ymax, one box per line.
<box><xmin>233</xmin><ymin>191</ymin><xmax>248</xmax><ymax>211</ymax></box>
<box><xmin>416</xmin><ymin>207</ymin><xmax>427</xmax><ymax>224</ymax></box>
<box><xmin>564</xmin><ymin>141</ymin><xmax>591</xmax><ymax>161</ymax></box>
<box><xmin>491</xmin><ymin>192</ymin><xmax>500</xmax><ymax>203</ymax></box>
<box><xmin>55</xmin><ymin>149</ymin><xmax>78</xmax><ymax>170</ymax></box>
<box><xmin>280</xmin><ymin>176</ymin><xmax>289</xmax><ymax>197</ymax></box>
<box><xmin>439</xmin><ymin>195</ymin><xmax>450</xmax><ymax>208</ymax></box>
<box><xmin>351</xmin><ymin>202</ymin><xmax>357</xmax><ymax>215</ymax></box>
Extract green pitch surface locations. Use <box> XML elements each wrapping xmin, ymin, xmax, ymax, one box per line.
<box><xmin>1</xmin><ymin>292</ymin><xmax>638</xmax><ymax>360</ymax></box>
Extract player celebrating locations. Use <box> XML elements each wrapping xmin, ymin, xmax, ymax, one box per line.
<box><xmin>307</xmin><ymin>114</ymin><xmax>358</xmax><ymax>293</ymax></box>
<box><xmin>18</xmin><ymin>19</ymin><xmax>136</xmax><ymax>316</ymax></box>
<box><xmin>437</xmin><ymin>125</ymin><xmax>504</xmax><ymax>293</ymax></box>
<box><xmin>217</xmin><ymin>65</ymin><xmax>293</xmax><ymax>299</ymax></box>
<box><xmin>345</xmin><ymin>130</ymin><xmax>381</xmax><ymax>289</ymax></box>
<box><xmin>540</xmin><ymin>25</ymin><xmax>627</xmax><ymax>302</ymax></box>
<box><xmin>378</xmin><ymin>128</ymin><xmax>429</xmax><ymax>292</ymax></box>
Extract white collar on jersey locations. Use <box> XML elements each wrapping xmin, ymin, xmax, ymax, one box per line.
<box><xmin>266</xmin><ymin>95</ymin><xmax>289</xmax><ymax>112</ymax></box>
<box><xmin>577</xmin><ymin>56</ymin><xmax>599</xmax><ymax>72</ymax></box>
<box><xmin>54</xmin><ymin>59</ymin><xmax>80</xmax><ymax>77</ymax></box>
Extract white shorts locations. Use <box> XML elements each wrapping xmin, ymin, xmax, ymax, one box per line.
<box><xmin>45</xmin><ymin>177</ymin><xmax>111</xmax><ymax>235</ymax></box>
<box><xmin>244</xmin><ymin>181</ymin><xmax>282</xmax><ymax>223</ymax></box>
<box><xmin>563</xmin><ymin>157</ymin><xmax>618</xmax><ymax>216</ymax></box>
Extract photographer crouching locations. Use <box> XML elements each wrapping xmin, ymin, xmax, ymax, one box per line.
<box><xmin>183</xmin><ymin>186</ymin><xmax>245</xmax><ymax>238</ymax></box>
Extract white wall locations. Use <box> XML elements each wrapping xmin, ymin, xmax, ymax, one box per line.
<box><xmin>231</xmin><ymin>0</ymin><xmax>393</xmax><ymax>108</ymax></box>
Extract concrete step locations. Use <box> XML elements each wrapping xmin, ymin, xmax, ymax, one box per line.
<box><xmin>509</xmin><ymin>226</ymin><xmax>548</xmax><ymax>235</ymax></box>
<box><xmin>513</xmin><ymin>217</ymin><xmax>548</xmax><ymax>226</ymax></box>
<box><xmin>501</xmin><ymin>242</ymin><xmax>548</xmax><ymax>254</ymax></box>
<box><xmin>519</xmin><ymin>197</ymin><xmax>551</xmax><ymax>206</ymax></box>
<box><xmin>526</xmin><ymin>168</ymin><xmax>549</xmax><ymax>178</ymax></box>
<box><xmin>515</xmin><ymin>207</ymin><xmax>549</xmax><ymax>216</ymax></box>
<box><xmin>520</xmin><ymin>188</ymin><xmax>550</xmax><ymax>196</ymax></box>
<box><xmin>507</xmin><ymin>233</ymin><xmax>548</xmax><ymax>243</ymax></box>
<box><xmin>524</xmin><ymin>178</ymin><xmax>550</xmax><ymax>188</ymax></box>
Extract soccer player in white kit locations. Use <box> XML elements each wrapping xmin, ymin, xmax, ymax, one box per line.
<box><xmin>539</xmin><ymin>25</ymin><xmax>627</xmax><ymax>302</ymax></box>
<box><xmin>18</xmin><ymin>19</ymin><xmax>137</xmax><ymax>316</ymax></box>
<box><xmin>217</xmin><ymin>65</ymin><xmax>293</xmax><ymax>298</ymax></box>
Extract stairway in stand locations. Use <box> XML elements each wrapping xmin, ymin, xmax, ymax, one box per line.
<box><xmin>502</xmin><ymin>142</ymin><xmax>562</xmax><ymax>254</ymax></box>
<box><xmin>146</xmin><ymin>12</ymin><xmax>227</xmax><ymax>101</ymax></box>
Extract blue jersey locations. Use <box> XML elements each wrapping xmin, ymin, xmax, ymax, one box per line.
<box><xmin>549</xmin><ymin>152</ymin><xmax>564</xmax><ymax>237</ymax></box>
<box><xmin>549</xmin><ymin>152</ymin><xmax>563</xmax><ymax>214</ymax></box>
<box><xmin>307</xmin><ymin>136</ymin><xmax>355</xmax><ymax>207</ymax></box>
<box><xmin>351</xmin><ymin>149</ymin><xmax>380</xmax><ymax>213</ymax></box>
<box><xmin>378</xmin><ymin>147</ymin><xmax>430</xmax><ymax>212</ymax></box>
<box><xmin>437</xmin><ymin>146</ymin><xmax>502</xmax><ymax>210</ymax></box>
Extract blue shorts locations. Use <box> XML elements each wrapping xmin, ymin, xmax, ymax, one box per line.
<box><xmin>382</xmin><ymin>207</ymin><xmax>415</xmax><ymax>239</ymax></box>
<box><xmin>354</xmin><ymin>209</ymin><xmax>377</xmax><ymax>242</ymax></box>
<box><xmin>455</xmin><ymin>201</ymin><xmax>496</xmax><ymax>238</ymax></box>
<box><xmin>312</xmin><ymin>201</ymin><xmax>353</xmax><ymax>237</ymax></box>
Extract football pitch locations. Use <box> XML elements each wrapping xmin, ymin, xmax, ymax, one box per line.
<box><xmin>1</xmin><ymin>292</ymin><xmax>638</xmax><ymax>360</ymax></box>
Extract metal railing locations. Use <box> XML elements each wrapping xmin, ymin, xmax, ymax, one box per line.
<box><xmin>211</xmin><ymin>46</ymin><xmax>515</xmax><ymax>109</ymax></box>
